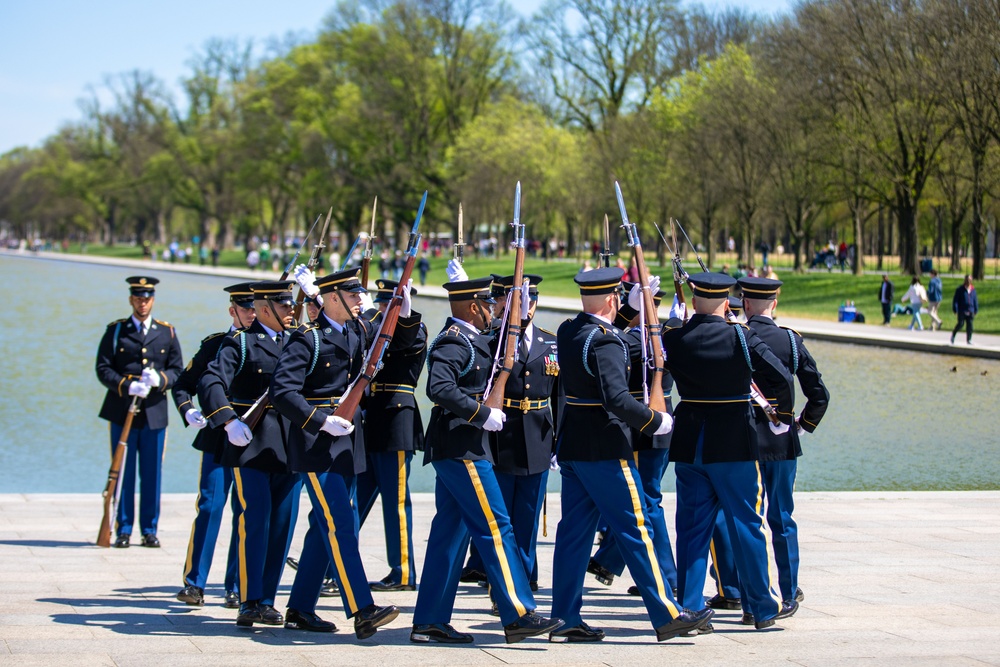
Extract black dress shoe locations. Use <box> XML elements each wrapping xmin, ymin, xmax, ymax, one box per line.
<box><xmin>410</xmin><ymin>623</ymin><xmax>474</xmax><ymax>644</ymax></box>
<box><xmin>369</xmin><ymin>576</ymin><xmax>416</xmax><ymax>592</ymax></box>
<box><xmin>176</xmin><ymin>585</ymin><xmax>204</xmax><ymax>606</ymax></box>
<box><xmin>320</xmin><ymin>577</ymin><xmax>339</xmax><ymax>597</ymax></box>
<box><xmin>236</xmin><ymin>601</ymin><xmax>262</xmax><ymax>627</ymax></box>
<box><xmin>586</xmin><ymin>558</ymin><xmax>614</xmax><ymax>586</ymax></box>
<box><xmin>489</xmin><ymin>601</ymin><xmax>500</xmax><ymax>617</ymax></box>
<box><xmin>285</xmin><ymin>608</ymin><xmax>337</xmax><ymax>632</ymax></box>
<box><xmin>113</xmin><ymin>534</ymin><xmax>130</xmax><ymax>549</ymax></box>
<box><xmin>530</xmin><ymin>580</ymin><xmax>539</xmax><ymax>592</ymax></box>
<box><xmin>706</xmin><ymin>594</ymin><xmax>742</xmax><ymax>610</ymax></box>
<box><xmin>224</xmin><ymin>591</ymin><xmax>240</xmax><ymax>609</ymax></box>
<box><xmin>259</xmin><ymin>604</ymin><xmax>284</xmax><ymax>625</ymax></box>
<box><xmin>459</xmin><ymin>567</ymin><xmax>487</xmax><ymax>584</ymax></box>
<box><xmin>141</xmin><ymin>533</ymin><xmax>160</xmax><ymax>548</ymax></box>
<box><xmin>793</xmin><ymin>587</ymin><xmax>804</xmax><ymax>602</ymax></box>
<box><xmin>655</xmin><ymin>608</ymin><xmax>714</xmax><ymax>641</ymax></box>
<box><xmin>354</xmin><ymin>603</ymin><xmax>399</xmax><ymax>639</ymax></box>
<box><xmin>754</xmin><ymin>600</ymin><xmax>798</xmax><ymax>630</ymax></box>
<box><xmin>549</xmin><ymin>622</ymin><xmax>605</xmax><ymax>643</ymax></box>
<box><xmin>503</xmin><ymin>611</ymin><xmax>564</xmax><ymax>644</ymax></box>
<box><xmin>682</xmin><ymin>623</ymin><xmax>714</xmax><ymax>636</ymax></box>
<box><xmin>285</xmin><ymin>556</ymin><xmax>299</xmax><ymax>570</ymax></box>
<box><xmin>627</xmin><ymin>585</ymin><xmax>640</xmax><ymax>596</ymax></box>
<box><xmin>741</xmin><ymin>612</ymin><xmax>755</xmax><ymax>625</ymax></box>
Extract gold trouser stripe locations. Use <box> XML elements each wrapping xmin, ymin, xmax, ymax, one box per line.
<box><xmin>233</xmin><ymin>468</ymin><xmax>249</xmax><ymax>603</ymax></box>
<box><xmin>753</xmin><ymin>462</ymin><xmax>783</xmax><ymax>609</ymax></box>
<box><xmin>182</xmin><ymin>455</ymin><xmax>204</xmax><ymax>583</ymax></box>
<box><xmin>307</xmin><ymin>472</ymin><xmax>358</xmax><ymax>614</ymax></box>
<box><xmin>396</xmin><ymin>451</ymin><xmax>410</xmax><ymax>586</ymax></box>
<box><xmin>708</xmin><ymin>537</ymin><xmax>724</xmax><ymax>596</ymax></box>
<box><xmin>619</xmin><ymin>459</ymin><xmax>678</xmax><ymax>619</ymax></box>
<box><xmin>463</xmin><ymin>461</ymin><xmax>527</xmax><ymax>617</ymax></box>
<box><xmin>633</xmin><ymin>452</ymin><xmax>639</xmax><ymax>466</ymax></box>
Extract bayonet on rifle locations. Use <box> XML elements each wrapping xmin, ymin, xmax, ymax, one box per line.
<box><xmin>456</xmin><ymin>203</ymin><xmax>465</xmax><ymax>264</ymax></box>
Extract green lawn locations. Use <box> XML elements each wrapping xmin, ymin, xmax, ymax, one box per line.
<box><xmin>61</xmin><ymin>243</ymin><xmax>1000</xmax><ymax>334</ymax></box>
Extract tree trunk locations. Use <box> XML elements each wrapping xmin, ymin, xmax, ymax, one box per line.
<box><xmin>852</xmin><ymin>200</ymin><xmax>864</xmax><ymax>275</ymax></box>
<box><xmin>971</xmin><ymin>157</ymin><xmax>987</xmax><ymax>280</ymax></box>
<box><xmin>877</xmin><ymin>204</ymin><xmax>884</xmax><ymax>271</ymax></box>
<box><xmin>895</xmin><ymin>192</ymin><xmax>919</xmax><ymax>275</ymax></box>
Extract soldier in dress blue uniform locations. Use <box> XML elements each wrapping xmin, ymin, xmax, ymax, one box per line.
<box><xmin>663</xmin><ymin>272</ymin><xmax>798</xmax><ymax>630</ymax></box>
<box><xmin>588</xmin><ymin>281</ymin><xmax>680</xmax><ymax>599</ymax></box>
<box><xmin>485</xmin><ymin>274</ymin><xmax>558</xmax><ymax>608</ymax></box>
<box><xmin>356</xmin><ymin>279</ymin><xmax>427</xmax><ymax>592</ymax></box>
<box><xmin>197</xmin><ymin>280</ymin><xmax>302</xmax><ymax>629</ymax></box>
<box><xmin>410</xmin><ymin>276</ymin><xmax>563</xmax><ymax>645</ymax></box>
<box><xmin>172</xmin><ymin>282</ymin><xmax>255</xmax><ymax>608</ymax></box>
<box><xmin>95</xmin><ymin>276</ymin><xmax>184</xmax><ymax>548</ymax></box>
<box><xmin>551</xmin><ymin>267</ymin><xmax>711</xmax><ymax>643</ymax></box>
<box><xmin>707</xmin><ymin>277</ymin><xmax>829</xmax><ymax>619</ymax></box>
<box><xmin>269</xmin><ymin>268</ymin><xmax>406</xmax><ymax>639</ymax></box>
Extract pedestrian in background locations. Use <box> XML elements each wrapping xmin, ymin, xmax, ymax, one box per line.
<box><xmin>951</xmin><ymin>275</ymin><xmax>978</xmax><ymax>345</ymax></box>
<box><xmin>926</xmin><ymin>270</ymin><xmax>943</xmax><ymax>330</ymax></box>
<box><xmin>901</xmin><ymin>277</ymin><xmax>928</xmax><ymax>331</ymax></box>
<box><xmin>878</xmin><ymin>274</ymin><xmax>894</xmax><ymax>326</ymax></box>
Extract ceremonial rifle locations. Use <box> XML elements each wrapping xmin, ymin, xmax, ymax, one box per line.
<box><xmin>361</xmin><ymin>197</ymin><xmax>378</xmax><ymax>289</ymax></box>
<box><xmin>672</xmin><ymin>219</ymin><xmax>781</xmax><ymax>425</ymax></box>
<box><xmin>600</xmin><ymin>213</ymin><xmax>613</xmax><ymax>268</ymax></box>
<box><xmin>653</xmin><ymin>220</ymin><xmax>687</xmax><ymax>320</ymax></box>
<box><xmin>483</xmin><ymin>182</ymin><xmax>526</xmax><ymax>410</ymax></box>
<box><xmin>615</xmin><ymin>181</ymin><xmax>666</xmax><ymax>413</ymax></box>
<box><xmin>334</xmin><ymin>190</ymin><xmax>427</xmax><ymax>421</ymax></box>
<box><xmin>455</xmin><ymin>203</ymin><xmax>465</xmax><ymax>264</ymax></box>
<box><xmin>97</xmin><ymin>388</ymin><xmax>144</xmax><ymax>547</ymax></box>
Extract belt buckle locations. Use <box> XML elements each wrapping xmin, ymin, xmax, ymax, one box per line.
<box><xmin>519</xmin><ymin>397</ymin><xmax>531</xmax><ymax>413</ymax></box>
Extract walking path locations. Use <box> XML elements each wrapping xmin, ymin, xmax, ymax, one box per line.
<box><xmin>6</xmin><ymin>248</ymin><xmax>999</xmax><ymax>358</ymax></box>
<box><xmin>1</xmin><ymin>491</ymin><xmax>998</xmax><ymax>666</ymax></box>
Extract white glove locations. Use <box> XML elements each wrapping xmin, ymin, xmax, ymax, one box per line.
<box><xmin>128</xmin><ymin>381</ymin><xmax>151</xmax><ymax>398</ymax></box>
<box><xmin>185</xmin><ymin>409</ymin><xmax>207</xmax><ymax>430</ymax></box>
<box><xmin>627</xmin><ymin>276</ymin><xmax>661</xmax><ymax>310</ymax></box>
<box><xmin>293</xmin><ymin>264</ymin><xmax>319</xmax><ymax>298</ymax></box>
<box><xmin>483</xmin><ymin>408</ymin><xmax>507</xmax><ymax>432</ymax></box>
<box><xmin>769</xmin><ymin>421</ymin><xmax>791</xmax><ymax>436</ymax></box>
<box><xmin>796</xmin><ymin>419</ymin><xmax>806</xmax><ymax>437</ymax></box>
<box><xmin>399</xmin><ymin>279</ymin><xmax>413</xmax><ymax>318</ymax></box>
<box><xmin>141</xmin><ymin>367</ymin><xmax>160</xmax><ymax>388</ymax></box>
<box><xmin>359</xmin><ymin>291</ymin><xmax>375</xmax><ymax>313</ymax></box>
<box><xmin>668</xmin><ymin>295</ymin><xmax>686</xmax><ymax>321</ymax></box>
<box><xmin>224</xmin><ymin>419</ymin><xmax>253</xmax><ymax>447</ymax></box>
<box><xmin>653</xmin><ymin>411</ymin><xmax>673</xmax><ymax>435</ymax></box>
<box><xmin>549</xmin><ymin>454</ymin><xmax>560</xmax><ymax>471</ymax></box>
<box><xmin>446</xmin><ymin>258</ymin><xmax>469</xmax><ymax>282</ymax></box>
<box><xmin>520</xmin><ymin>282</ymin><xmax>530</xmax><ymax>320</ymax></box>
<box><xmin>320</xmin><ymin>415</ymin><xmax>355</xmax><ymax>437</ymax></box>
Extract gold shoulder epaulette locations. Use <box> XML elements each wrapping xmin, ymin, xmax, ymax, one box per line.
<box><xmin>299</xmin><ymin>322</ymin><xmax>318</xmax><ymax>332</ymax></box>
<box><xmin>201</xmin><ymin>331</ymin><xmax>225</xmax><ymax>343</ymax></box>
<box><xmin>154</xmin><ymin>318</ymin><xmax>172</xmax><ymax>327</ymax></box>
<box><xmin>780</xmin><ymin>325</ymin><xmax>802</xmax><ymax>337</ymax></box>
<box><xmin>537</xmin><ymin>326</ymin><xmax>556</xmax><ymax>338</ymax></box>
<box><xmin>108</xmin><ymin>317</ymin><xmax>128</xmax><ymax>326</ymax></box>
<box><xmin>446</xmin><ymin>324</ymin><xmax>462</xmax><ymax>336</ymax></box>
<box><xmin>597</xmin><ymin>324</ymin><xmax>607</xmax><ymax>334</ymax></box>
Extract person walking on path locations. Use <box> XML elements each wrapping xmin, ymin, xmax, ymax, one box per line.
<box><xmin>878</xmin><ymin>274</ymin><xmax>894</xmax><ymax>326</ymax></box>
<box><xmin>951</xmin><ymin>275</ymin><xmax>978</xmax><ymax>345</ymax></box>
<box><xmin>901</xmin><ymin>277</ymin><xmax>928</xmax><ymax>331</ymax></box>
<box><xmin>927</xmin><ymin>270</ymin><xmax>943</xmax><ymax>331</ymax></box>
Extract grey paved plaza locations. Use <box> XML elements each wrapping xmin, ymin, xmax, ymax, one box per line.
<box><xmin>1</xmin><ymin>491</ymin><xmax>999</xmax><ymax>666</ymax></box>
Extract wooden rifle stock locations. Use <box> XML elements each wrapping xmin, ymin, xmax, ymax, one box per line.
<box><xmin>484</xmin><ymin>183</ymin><xmax>524</xmax><ymax>411</ymax></box>
<box><xmin>629</xmin><ymin>243</ymin><xmax>667</xmax><ymax>413</ymax></box>
<box><xmin>97</xmin><ymin>396</ymin><xmax>141</xmax><ymax>547</ymax></box>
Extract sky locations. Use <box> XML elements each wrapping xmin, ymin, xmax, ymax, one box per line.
<box><xmin>0</xmin><ymin>0</ymin><xmax>792</xmax><ymax>156</ymax></box>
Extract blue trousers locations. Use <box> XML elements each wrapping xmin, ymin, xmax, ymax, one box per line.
<box><xmin>413</xmin><ymin>459</ymin><xmax>536</xmax><ymax>627</ymax></box>
<box><xmin>708</xmin><ymin>509</ymin><xmax>742</xmax><ymax>601</ymax></box>
<box><xmin>355</xmin><ymin>450</ymin><xmax>417</xmax><ymax>587</ymax></box>
<box><xmin>674</xmin><ymin>460</ymin><xmax>782</xmax><ymax>622</ymax></box>
<box><xmin>109</xmin><ymin>422</ymin><xmax>164</xmax><ymax>536</ymax></box>
<box><xmin>288</xmin><ymin>472</ymin><xmax>374</xmax><ymax>618</ymax></box>
<box><xmin>486</xmin><ymin>469</ymin><xmax>547</xmax><ymax>599</ymax></box>
<box><xmin>552</xmin><ymin>459</ymin><xmax>681</xmax><ymax>629</ymax></box>
<box><xmin>231</xmin><ymin>467</ymin><xmax>301</xmax><ymax>605</ymax></box>
<box><xmin>593</xmin><ymin>449</ymin><xmax>677</xmax><ymax>589</ymax></box>
<box><xmin>709</xmin><ymin>460</ymin><xmax>800</xmax><ymax>603</ymax></box>
<box><xmin>182</xmin><ymin>450</ymin><xmax>239</xmax><ymax>592</ymax></box>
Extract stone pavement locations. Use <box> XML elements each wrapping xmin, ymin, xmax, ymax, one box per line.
<box><xmin>1</xmin><ymin>491</ymin><xmax>999</xmax><ymax>666</ymax></box>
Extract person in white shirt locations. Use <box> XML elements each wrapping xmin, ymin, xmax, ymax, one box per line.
<box><xmin>901</xmin><ymin>277</ymin><xmax>928</xmax><ymax>331</ymax></box>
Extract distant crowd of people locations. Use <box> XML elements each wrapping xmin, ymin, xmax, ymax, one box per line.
<box><xmin>879</xmin><ymin>271</ymin><xmax>979</xmax><ymax>344</ymax></box>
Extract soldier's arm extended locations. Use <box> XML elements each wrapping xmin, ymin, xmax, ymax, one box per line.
<box><xmin>592</xmin><ymin>332</ymin><xmax>662</xmax><ymax>436</ymax></box>
<box><xmin>747</xmin><ymin>329</ymin><xmax>795</xmax><ymax>424</ymax></box>
<box><xmin>425</xmin><ymin>335</ymin><xmax>490</xmax><ymax>427</ymax></box>
<box><xmin>197</xmin><ymin>334</ymin><xmax>244</xmax><ymax>428</ymax></box>
<box><xmin>794</xmin><ymin>337</ymin><xmax>829</xmax><ymax>433</ymax></box>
